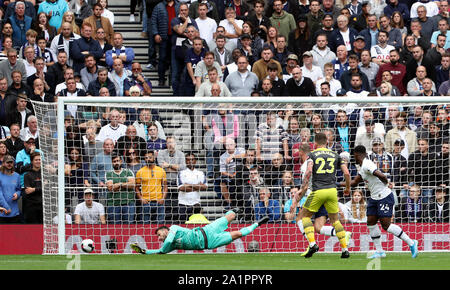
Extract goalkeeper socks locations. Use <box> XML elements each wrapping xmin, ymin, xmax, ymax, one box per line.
<box><xmin>302</xmin><ymin>217</ymin><xmax>316</xmax><ymax>246</ymax></box>
<box><xmin>319</xmin><ymin>226</ymin><xmax>335</xmax><ymax>236</ymax></box>
<box><xmin>332</xmin><ymin>220</ymin><xmax>347</xmax><ymax>250</ymax></box>
<box><xmin>368</xmin><ymin>224</ymin><xmax>384</xmax><ymax>252</ymax></box>
<box><xmin>387</xmin><ymin>224</ymin><xmax>414</xmax><ymax>246</ymax></box>
<box><xmin>239</xmin><ymin>223</ymin><xmax>258</xmax><ymax>237</ymax></box>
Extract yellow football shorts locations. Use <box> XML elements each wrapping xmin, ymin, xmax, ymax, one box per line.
<box><xmin>303</xmin><ymin>188</ymin><xmax>339</xmax><ymax>214</ymax></box>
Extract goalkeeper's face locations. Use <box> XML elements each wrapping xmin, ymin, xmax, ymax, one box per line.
<box><xmin>156</xmin><ymin>228</ymin><xmax>169</xmax><ymax>242</ymax></box>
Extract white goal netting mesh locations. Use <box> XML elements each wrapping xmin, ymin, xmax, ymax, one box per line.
<box><xmin>32</xmin><ymin>99</ymin><xmax>449</xmax><ymax>254</ymax></box>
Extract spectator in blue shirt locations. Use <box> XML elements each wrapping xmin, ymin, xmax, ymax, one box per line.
<box><xmin>254</xmin><ymin>187</ymin><xmax>281</xmax><ymax>222</ymax></box>
<box><xmin>146</xmin><ymin>122</ymin><xmax>167</xmax><ymax>154</ymax></box>
<box><xmin>37</xmin><ymin>0</ymin><xmax>69</xmax><ymax>30</ymax></box>
<box><xmin>9</xmin><ymin>1</ymin><xmax>33</xmax><ymax>50</ymax></box>
<box><xmin>0</xmin><ymin>155</ymin><xmax>22</xmax><ymax>223</ymax></box>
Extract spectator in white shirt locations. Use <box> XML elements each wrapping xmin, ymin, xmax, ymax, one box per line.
<box><xmin>74</xmin><ymin>188</ymin><xmax>106</xmax><ymax>224</ymax></box>
<box><xmin>177</xmin><ymin>152</ymin><xmax>207</xmax><ymax>222</ymax></box>
<box><xmin>96</xmin><ymin>108</ymin><xmax>127</xmax><ymax>144</ymax></box>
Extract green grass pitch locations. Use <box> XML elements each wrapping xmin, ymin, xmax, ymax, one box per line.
<box><xmin>2</xmin><ymin>252</ymin><xmax>450</xmax><ymax>270</ymax></box>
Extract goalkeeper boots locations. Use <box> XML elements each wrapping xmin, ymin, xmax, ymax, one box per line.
<box><xmin>303</xmin><ymin>244</ymin><xmax>319</xmax><ymax>258</ymax></box>
<box><xmin>130</xmin><ymin>243</ymin><xmax>146</xmax><ymax>254</ymax></box>
<box><xmin>257</xmin><ymin>216</ymin><xmax>270</xmax><ymax>226</ymax></box>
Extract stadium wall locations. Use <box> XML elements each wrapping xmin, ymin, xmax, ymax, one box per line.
<box><xmin>1</xmin><ymin>224</ymin><xmax>450</xmax><ymax>255</ymax></box>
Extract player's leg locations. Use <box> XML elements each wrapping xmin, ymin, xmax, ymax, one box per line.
<box><xmin>379</xmin><ymin>217</ymin><xmax>418</xmax><ymax>258</ymax></box>
<box><xmin>377</xmin><ymin>193</ymin><xmax>418</xmax><ymax>258</ymax></box>
<box><xmin>366</xmin><ymin>215</ymin><xmax>386</xmax><ymax>259</ymax></box>
<box><xmin>323</xmin><ymin>189</ymin><xmax>350</xmax><ymax>258</ymax></box>
<box><xmin>300</xmin><ymin>207</ymin><xmax>320</xmax><ymax>258</ymax></box>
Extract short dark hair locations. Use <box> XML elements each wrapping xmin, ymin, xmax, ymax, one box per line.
<box><xmin>314</xmin><ymin>132</ymin><xmax>327</xmax><ymax>145</ymax></box>
<box><xmin>155</xmin><ymin>225</ymin><xmax>169</xmax><ymax>235</ymax></box>
<box><xmin>354</xmin><ymin>145</ymin><xmax>367</xmax><ymax>154</ymax></box>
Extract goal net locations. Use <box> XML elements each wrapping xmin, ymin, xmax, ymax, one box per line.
<box><xmin>31</xmin><ymin>97</ymin><xmax>450</xmax><ymax>254</ymax></box>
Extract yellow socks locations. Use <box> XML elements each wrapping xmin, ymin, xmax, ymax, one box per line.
<box><xmin>302</xmin><ymin>217</ymin><xmax>315</xmax><ymax>246</ymax></box>
<box><xmin>333</xmin><ymin>220</ymin><xmax>347</xmax><ymax>249</ymax></box>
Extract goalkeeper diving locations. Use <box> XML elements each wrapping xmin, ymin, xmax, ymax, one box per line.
<box><xmin>131</xmin><ymin>209</ymin><xmax>269</xmax><ymax>254</ymax></box>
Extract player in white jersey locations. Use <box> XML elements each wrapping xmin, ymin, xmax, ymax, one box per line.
<box><xmin>343</xmin><ymin>145</ymin><xmax>418</xmax><ymax>259</ymax></box>
<box><xmin>290</xmin><ymin>143</ymin><xmax>351</xmax><ymax>256</ymax></box>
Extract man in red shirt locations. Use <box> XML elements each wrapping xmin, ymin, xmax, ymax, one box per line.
<box><xmin>375</xmin><ymin>49</ymin><xmax>407</xmax><ymax>95</ymax></box>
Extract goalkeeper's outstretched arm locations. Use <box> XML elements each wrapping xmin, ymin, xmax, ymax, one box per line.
<box><xmin>135</xmin><ymin>226</ymin><xmax>178</xmax><ymax>254</ymax></box>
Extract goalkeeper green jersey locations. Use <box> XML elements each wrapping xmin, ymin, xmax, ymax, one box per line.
<box><xmin>146</xmin><ymin>225</ymin><xmax>205</xmax><ymax>254</ymax></box>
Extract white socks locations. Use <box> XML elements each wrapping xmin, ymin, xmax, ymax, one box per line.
<box><xmin>297</xmin><ymin>220</ymin><xmax>335</xmax><ymax>236</ymax></box>
<box><xmin>387</xmin><ymin>224</ymin><xmax>414</xmax><ymax>246</ymax></box>
<box><xmin>368</xmin><ymin>224</ymin><xmax>384</xmax><ymax>252</ymax></box>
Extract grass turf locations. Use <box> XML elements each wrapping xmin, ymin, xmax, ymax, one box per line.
<box><xmin>1</xmin><ymin>252</ymin><xmax>450</xmax><ymax>270</ymax></box>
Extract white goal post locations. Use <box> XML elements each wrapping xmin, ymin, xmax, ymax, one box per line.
<box><xmin>30</xmin><ymin>96</ymin><xmax>449</xmax><ymax>254</ymax></box>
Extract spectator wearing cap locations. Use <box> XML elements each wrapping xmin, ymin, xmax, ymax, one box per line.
<box><xmin>310</xmin><ymin>34</ymin><xmax>336</xmax><ymax>72</ymax></box>
<box><xmin>355</xmin><ymin>120</ymin><xmax>385</xmax><ymax>152</ymax></box>
<box><xmin>15</xmin><ymin>135</ymin><xmax>41</xmax><ymax>188</ymax></box>
<box><xmin>237</xmin><ymin>33</ymin><xmax>259</xmax><ymax>66</ymax></box>
<box><xmin>285</xmin><ymin>66</ymin><xmax>317</xmax><ymax>96</ymax></box>
<box><xmin>0</xmin><ymin>154</ymin><xmax>21</xmax><ymax>223</ymax></box>
<box><xmin>328</xmin><ymin>15</ymin><xmax>359</xmax><ymax>53</ymax></box>
<box><xmin>287</xmin><ymin>14</ymin><xmax>313</xmax><ymax>63</ymax></box>
<box><xmin>349</xmin><ymin>35</ymin><xmax>366</xmax><ymax>59</ymax></box>
<box><xmin>252</xmin><ymin>46</ymin><xmax>283</xmax><ymax>81</ymax></box>
<box><xmin>300</xmin><ymin>51</ymin><xmax>323</xmax><ymax>85</ymax></box>
<box><xmin>74</xmin><ymin>188</ymin><xmax>106</xmax><ymax>224</ymax></box>
<box><xmin>367</xmin><ymin>137</ymin><xmax>394</xmax><ymax>179</ymax></box>
<box><xmin>282</xmin><ymin>54</ymin><xmax>299</xmax><ymax>82</ymax></box>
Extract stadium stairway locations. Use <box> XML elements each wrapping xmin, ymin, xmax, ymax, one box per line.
<box><xmin>108</xmin><ymin>1</ymin><xmax>173</xmax><ymax>96</ymax></box>
<box><xmin>108</xmin><ymin>1</ymin><xmax>227</xmax><ymax>221</ymax></box>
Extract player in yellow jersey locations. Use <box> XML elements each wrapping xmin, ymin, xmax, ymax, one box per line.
<box><xmin>292</xmin><ymin>132</ymin><xmax>351</xmax><ymax>258</ymax></box>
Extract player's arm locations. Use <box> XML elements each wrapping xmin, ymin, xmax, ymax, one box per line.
<box><xmin>373</xmin><ymin>169</ymin><xmax>389</xmax><ymax>185</ymax></box>
<box><xmin>145</xmin><ymin>227</ymin><xmax>178</xmax><ymax>254</ymax></box>
<box><xmin>340</xmin><ymin>163</ymin><xmax>351</xmax><ymax>195</ymax></box>
<box><xmin>298</xmin><ymin>160</ymin><xmax>313</xmax><ymax>199</ymax></box>
<box><xmin>340</xmin><ymin>174</ymin><xmax>363</xmax><ymax>188</ymax></box>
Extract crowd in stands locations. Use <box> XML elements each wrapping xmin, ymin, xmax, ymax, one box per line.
<box><xmin>0</xmin><ymin>0</ymin><xmax>449</xmax><ymax>225</ymax></box>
